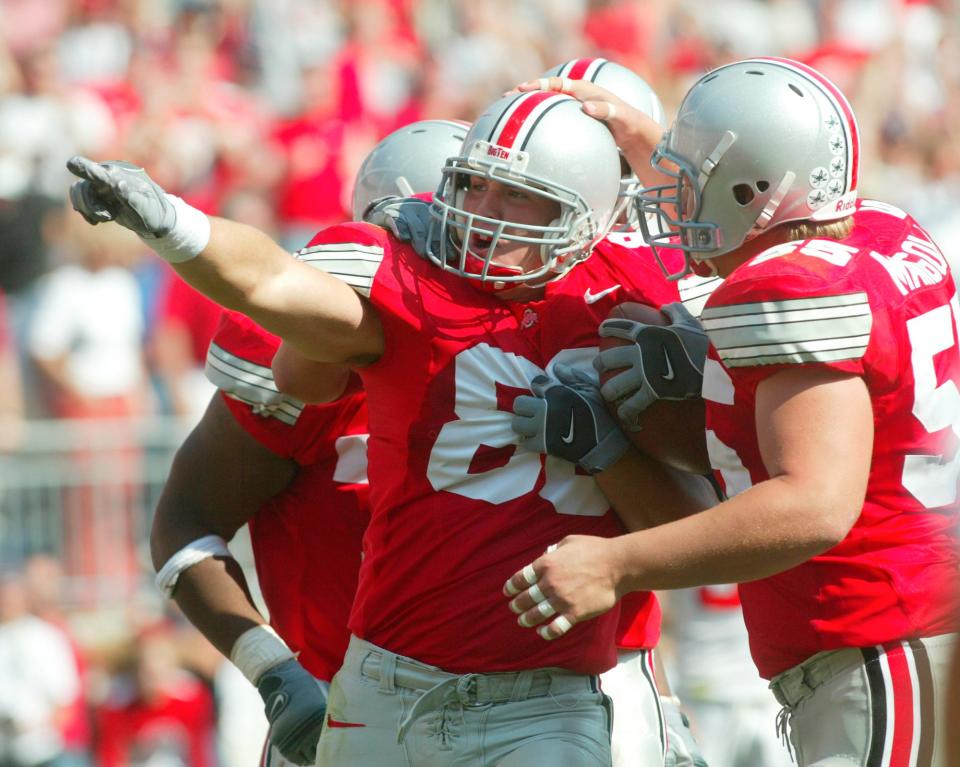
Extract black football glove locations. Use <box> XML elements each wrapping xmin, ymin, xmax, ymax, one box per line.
<box><xmin>66</xmin><ymin>156</ymin><xmax>176</xmax><ymax>239</ymax></box>
<box><xmin>257</xmin><ymin>659</ymin><xmax>328</xmax><ymax>766</ymax></box>
<box><xmin>362</xmin><ymin>195</ymin><xmax>438</xmax><ymax>257</ymax></box>
<box><xmin>512</xmin><ymin>363</ymin><xmax>629</xmax><ymax>475</ymax></box>
<box><xmin>594</xmin><ymin>302</ymin><xmax>708</xmax><ymax>430</ymax></box>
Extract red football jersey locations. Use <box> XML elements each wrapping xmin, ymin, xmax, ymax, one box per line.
<box><xmin>206</xmin><ymin>310</ymin><xmax>370</xmax><ymax>682</ymax></box>
<box><xmin>700</xmin><ymin>200</ymin><xmax>960</xmax><ymax>678</ymax></box>
<box><xmin>296</xmin><ymin>226</ymin><xmax>679</xmax><ymax>674</ymax></box>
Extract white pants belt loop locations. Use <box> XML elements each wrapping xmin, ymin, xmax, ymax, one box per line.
<box><xmin>358</xmin><ymin>644</ymin><xmax>594</xmax><ymax>743</ymax></box>
<box><xmin>769</xmin><ymin>646</ymin><xmax>871</xmax><ymax>708</ymax></box>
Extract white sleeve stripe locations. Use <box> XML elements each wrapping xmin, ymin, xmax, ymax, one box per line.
<box><xmin>718</xmin><ymin>333</ymin><xmax>871</xmax><ymax>358</ymax></box>
<box><xmin>701</xmin><ymin>291</ymin><xmax>868</xmax><ymax>320</ymax></box>
<box><xmin>222</xmin><ymin>392</ymin><xmax>300</xmax><ymax>425</ymax></box>
<box><xmin>206</xmin><ymin>350</ymin><xmax>279</xmax><ymax>392</ymax></box>
<box><xmin>204</xmin><ymin>358</ymin><xmax>305</xmax><ymax>419</ymax></box>
<box><xmin>207</xmin><ymin>342</ymin><xmax>273</xmax><ymax>381</ymax></box>
<box><xmin>708</xmin><ymin>313</ymin><xmax>872</xmax><ymax>353</ymax></box>
<box><xmin>296</xmin><ymin>243</ymin><xmax>384</xmax><ymax>257</ymax></box>
<box><xmin>701</xmin><ymin>302</ymin><xmax>870</xmax><ymax>330</ymax></box>
<box><xmin>294</xmin><ymin>252</ymin><xmax>379</xmax><ymax>297</ymax></box>
<box><xmin>720</xmin><ymin>344</ymin><xmax>870</xmax><ymax>367</ymax></box>
<box><xmin>678</xmin><ymin>276</ymin><xmax>723</xmax><ymax>300</ymax></box>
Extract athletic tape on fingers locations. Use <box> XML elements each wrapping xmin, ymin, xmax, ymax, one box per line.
<box><xmin>528</xmin><ymin>583</ymin><xmax>546</xmax><ymax>604</ymax></box>
<box><xmin>537</xmin><ymin>600</ymin><xmax>557</xmax><ymax>618</ymax></box>
<box><xmin>504</xmin><ymin>563</ymin><xmax>538</xmax><ymax>597</ymax></box>
<box><xmin>538</xmin><ymin>615</ymin><xmax>573</xmax><ymax>640</ymax></box>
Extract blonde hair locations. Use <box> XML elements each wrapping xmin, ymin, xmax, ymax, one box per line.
<box><xmin>780</xmin><ymin>216</ymin><xmax>855</xmax><ymax>243</ymax></box>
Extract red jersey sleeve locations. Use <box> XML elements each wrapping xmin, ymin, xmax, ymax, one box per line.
<box><xmin>700</xmin><ymin>238</ymin><xmax>874</xmax><ymax>387</ymax></box>
<box><xmin>206</xmin><ymin>309</ymin><xmax>366</xmax><ymax>465</ymax></box>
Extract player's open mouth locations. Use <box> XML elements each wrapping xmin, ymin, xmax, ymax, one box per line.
<box><xmin>471</xmin><ymin>233</ymin><xmax>495</xmax><ymax>254</ymax></box>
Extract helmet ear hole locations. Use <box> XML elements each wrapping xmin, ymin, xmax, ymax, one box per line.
<box><xmin>732</xmin><ymin>184</ymin><xmax>755</xmax><ymax>206</ymax></box>
<box><xmin>756</xmin><ymin>180</ymin><xmax>770</xmax><ymax>192</ymax></box>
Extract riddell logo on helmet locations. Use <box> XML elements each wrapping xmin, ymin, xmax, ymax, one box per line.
<box><xmin>835</xmin><ymin>197</ymin><xmax>855</xmax><ymax>213</ymax></box>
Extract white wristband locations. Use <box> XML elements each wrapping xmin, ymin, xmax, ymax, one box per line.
<box><xmin>144</xmin><ymin>195</ymin><xmax>211</xmax><ymax>263</ymax></box>
<box><xmin>155</xmin><ymin>534</ymin><xmax>232</xmax><ymax>598</ymax></box>
<box><xmin>230</xmin><ymin>624</ymin><xmax>295</xmax><ymax>685</ymax></box>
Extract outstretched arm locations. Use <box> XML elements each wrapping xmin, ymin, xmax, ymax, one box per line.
<box><xmin>67</xmin><ymin>157</ymin><xmax>383</xmax><ymax>364</ymax></box>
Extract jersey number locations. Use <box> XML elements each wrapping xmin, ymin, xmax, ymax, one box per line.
<box><xmin>704</xmin><ymin>299</ymin><xmax>960</xmax><ymax>510</ymax></box>
<box><xmin>425</xmin><ymin>344</ymin><xmax>608</xmax><ymax>516</ymax></box>
<box><xmin>903</xmin><ymin>298</ymin><xmax>960</xmax><ymax>508</ymax></box>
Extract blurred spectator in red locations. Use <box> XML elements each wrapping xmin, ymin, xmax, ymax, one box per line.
<box><xmin>21</xmin><ymin>555</ymin><xmax>93</xmax><ymax>767</ymax></box>
<box><xmin>0</xmin><ymin>288</ymin><xmax>23</xmax><ymax>452</ymax></box>
<box><xmin>93</xmin><ymin>623</ymin><xmax>216</xmax><ymax>767</ymax></box>
<box><xmin>0</xmin><ymin>568</ymin><xmax>81</xmax><ymax>767</ymax></box>
<box><xmin>0</xmin><ymin>0</ymin><xmax>70</xmax><ymax>58</ymax></box>
<box><xmin>271</xmin><ymin>56</ymin><xmax>369</xmax><ymax>248</ymax></box>
<box><xmin>334</xmin><ymin>0</ymin><xmax>423</xmax><ymax>131</ymax></box>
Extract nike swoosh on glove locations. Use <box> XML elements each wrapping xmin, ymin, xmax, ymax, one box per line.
<box><xmin>362</xmin><ymin>195</ymin><xmax>438</xmax><ymax>257</ymax></box>
<box><xmin>257</xmin><ymin>659</ymin><xmax>328</xmax><ymax>766</ymax></box>
<box><xmin>511</xmin><ymin>363</ymin><xmax>629</xmax><ymax>475</ymax></box>
<box><xmin>66</xmin><ymin>156</ymin><xmax>176</xmax><ymax>239</ymax></box>
<box><xmin>594</xmin><ymin>302</ymin><xmax>709</xmax><ymax>430</ymax></box>
<box><xmin>662</xmin><ymin>697</ymin><xmax>709</xmax><ymax>767</ymax></box>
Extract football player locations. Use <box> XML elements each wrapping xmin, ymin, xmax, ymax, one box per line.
<box><xmin>506</xmin><ymin>59</ymin><xmax>960</xmax><ymax>766</ymax></box>
<box><xmin>68</xmin><ymin>90</ymin><xmax>712</xmax><ymax>766</ymax></box>
<box><xmin>533</xmin><ymin>58</ymin><xmax>707</xmax><ymax>767</ymax></box>
<box><xmin>150</xmin><ymin>120</ymin><xmax>466</xmax><ymax>767</ymax></box>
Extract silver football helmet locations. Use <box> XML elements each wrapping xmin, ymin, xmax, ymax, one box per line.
<box><xmin>351</xmin><ymin>119</ymin><xmax>469</xmax><ymax>219</ymax></box>
<box><xmin>427</xmin><ymin>91</ymin><xmax>621</xmax><ymax>288</ymax></box>
<box><xmin>542</xmin><ymin>57</ymin><xmax>667</xmax><ymax>231</ymax></box>
<box><xmin>638</xmin><ymin>57</ymin><xmax>860</xmax><ymax>279</ymax></box>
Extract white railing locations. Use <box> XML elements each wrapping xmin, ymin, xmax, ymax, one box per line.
<box><xmin>0</xmin><ymin>417</ymin><xmax>193</xmax><ymax>608</ymax></box>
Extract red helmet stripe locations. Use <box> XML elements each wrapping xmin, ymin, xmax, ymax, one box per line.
<box><xmin>566</xmin><ymin>58</ymin><xmax>596</xmax><ymax>79</ymax></box>
<box><xmin>754</xmin><ymin>57</ymin><xmax>860</xmax><ymax>192</ymax></box>
<box><xmin>494</xmin><ymin>91</ymin><xmax>559</xmax><ymax>149</ymax></box>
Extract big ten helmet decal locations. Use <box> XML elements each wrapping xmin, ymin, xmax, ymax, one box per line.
<box><xmin>542</xmin><ymin>58</ymin><xmax>667</xmax><ymax>231</ymax></box>
<box><xmin>351</xmin><ymin>119</ymin><xmax>470</xmax><ymax>220</ymax></box>
<box><xmin>427</xmin><ymin>91</ymin><xmax>621</xmax><ymax>289</ymax></box>
<box><xmin>638</xmin><ymin>57</ymin><xmax>860</xmax><ymax>279</ymax></box>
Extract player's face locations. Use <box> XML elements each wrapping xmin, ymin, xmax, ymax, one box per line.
<box><xmin>461</xmin><ymin>176</ymin><xmax>560</xmax><ymax>271</ymax></box>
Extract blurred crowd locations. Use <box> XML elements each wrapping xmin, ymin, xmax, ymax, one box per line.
<box><xmin>0</xmin><ymin>0</ymin><xmax>958</xmax><ymax>765</ymax></box>
<box><xmin>1</xmin><ymin>0</ymin><xmax>959</xmax><ymax>426</ymax></box>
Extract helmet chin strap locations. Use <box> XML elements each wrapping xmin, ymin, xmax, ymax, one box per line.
<box><xmin>747</xmin><ymin>170</ymin><xmax>796</xmax><ymax>237</ymax></box>
<box><xmin>697</xmin><ymin>131</ymin><xmax>737</xmax><ymax>191</ymax></box>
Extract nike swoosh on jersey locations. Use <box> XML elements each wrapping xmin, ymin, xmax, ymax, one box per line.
<box><xmin>326</xmin><ymin>715</ymin><xmax>367</xmax><ymax>728</ymax></box>
<box><xmin>583</xmin><ymin>284</ymin><xmax>621</xmax><ymax>304</ymax></box>
<box><xmin>561</xmin><ymin>411</ymin><xmax>576</xmax><ymax>444</ymax></box>
<box><xmin>662</xmin><ymin>349</ymin><xmax>675</xmax><ymax>381</ymax></box>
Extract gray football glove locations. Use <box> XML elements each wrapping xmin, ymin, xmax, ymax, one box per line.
<box><xmin>362</xmin><ymin>195</ymin><xmax>437</xmax><ymax>257</ymax></box>
<box><xmin>594</xmin><ymin>302</ymin><xmax>708</xmax><ymax>430</ymax></box>
<box><xmin>66</xmin><ymin>156</ymin><xmax>176</xmax><ymax>239</ymax></box>
<box><xmin>512</xmin><ymin>363</ymin><xmax>629</xmax><ymax>475</ymax></box>
<box><xmin>662</xmin><ymin>696</ymin><xmax>709</xmax><ymax>767</ymax></box>
<box><xmin>257</xmin><ymin>658</ymin><xmax>328</xmax><ymax>766</ymax></box>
